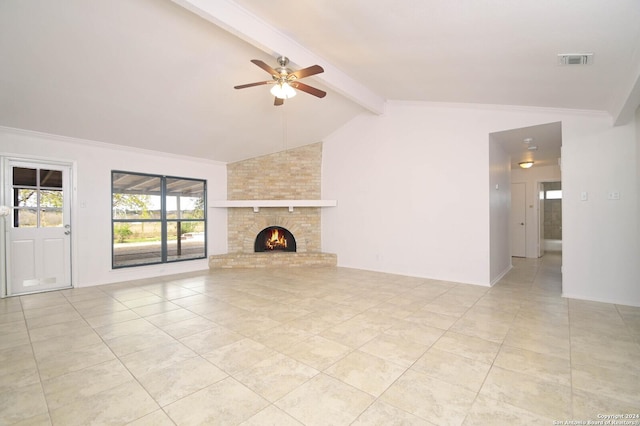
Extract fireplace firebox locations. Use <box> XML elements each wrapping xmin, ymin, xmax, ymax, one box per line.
<box><xmin>254</xmin><ymin>226</ymin><xmax>297</xmax><ymax>252</ymax></box>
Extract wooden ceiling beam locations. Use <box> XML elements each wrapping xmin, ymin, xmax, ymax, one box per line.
<box><xmin>171</xmin><ymin>0</ymin><xmax>386</xmax><ymax>115</ymax></box>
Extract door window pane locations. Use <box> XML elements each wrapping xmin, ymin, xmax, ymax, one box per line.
<box><xmin>41</xmin><ymin>209</ymin><xmax>63</xmax><ymax>227</ymax></box>
<box><xmin>15</xmin><ymin>209</ymin><xmax>37</xmax><ymax>227</ymax></box>
<box><xmin>40</xmin><ymin>169</ymin><xmax>63</xmax><ymax>188</ymax></box>
<box><xmin>40</xmin><ymin>190</ymin><xmax>63</xmax><ymax>208</ymax></box>
<box><xmin>15</xmin><ymin>189</ymin><xmax>37</xmax><ymax>207</ymax></box>
<box><xmin>13</xmin><ymin>167</ymin><xmax>37</xmax><ymax>186</ymax></box>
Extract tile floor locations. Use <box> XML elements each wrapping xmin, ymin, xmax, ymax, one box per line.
<box><xmin>1</xmin><ymin>253</ymin><xmax>639</xmax><ymax>425</ymax></box>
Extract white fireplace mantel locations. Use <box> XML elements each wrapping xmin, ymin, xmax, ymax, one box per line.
<box><xmin>209</xmin><ymin>199</ymin><xmax>337</xmax><ymax>213</ymax></box>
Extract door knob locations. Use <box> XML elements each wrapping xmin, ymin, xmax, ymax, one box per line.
<box><xmin>520</xmin><ymin>223</ymin><xmax>525</xmax><ymax>225</ymax></box>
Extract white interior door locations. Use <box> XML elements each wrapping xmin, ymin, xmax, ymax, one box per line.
<box><xmin>5</xmin><ymin>160</ymin><xmax>72</xmax><ymax>295</ymax></box>
<box><xmin>511</xmin><ymin>182</ymin><xmax>526</xmax><ymax>257</ymax></box>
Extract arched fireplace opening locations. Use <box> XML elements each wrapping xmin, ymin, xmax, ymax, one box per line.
<box><xmin>254</xmin><ymin>226</ymin><xmax>297</xmax><ymax>252</ymax></box>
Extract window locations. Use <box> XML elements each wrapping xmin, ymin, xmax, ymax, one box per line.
<box><xmin>112</xmin><ymin>171</ymin><xmax>206</xmax><ymax>268</ymax></box>
<box><xmin>545</xmin><ymin>190</ymin><xmax>562</xmax><ymax>200</ymax></box>
<box><xmin>12</xmin><ymin>167</ymin><xmax>63</xmax><ymax>228</ymax></box>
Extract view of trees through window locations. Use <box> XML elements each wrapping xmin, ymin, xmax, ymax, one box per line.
<box><xmin>12</xmin><ymin>167</ymin><xmax>64</xmax><ymax>228</ymax></box>
<box><xmin>111</xmin><ymin>171</ymin><xmax>206</xmax><ymax>268</ymax></box>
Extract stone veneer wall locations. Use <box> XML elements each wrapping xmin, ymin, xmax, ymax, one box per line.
<box><xmin>226</xmin><ymin>143</ymin><xmax>322</xmax><ymax>254</ymax></box>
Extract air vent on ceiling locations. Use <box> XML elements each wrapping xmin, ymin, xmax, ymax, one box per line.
<box><xmin>558</xmin><ymin>53</ymin><xmax>593</xmax><ymax>65</ymax></box>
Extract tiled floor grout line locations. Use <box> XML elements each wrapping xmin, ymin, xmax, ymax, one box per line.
<box><xmin>19</xmin><ymin>296</ymin><xmax>55</xmax><ymax>425</ymax></box>
<box><xmin>567</xmin><ymin>297</ymin><xmax>576</xmax><ymax>422</ymax></box>
<box><xmin>64</xmin><ymin>292</ymin><xmax>164</xmax><ymax>425</ymax></box>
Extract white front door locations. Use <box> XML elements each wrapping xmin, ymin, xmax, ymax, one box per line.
<box><xmin>4</xmin><ymin>160</ymin><xmax>72</xmax><ymax>295</ymax></box>
<box><xmin>510</xmin><ymin>182</ymin><xmax>526</xmax><ymax>258</ymax></box>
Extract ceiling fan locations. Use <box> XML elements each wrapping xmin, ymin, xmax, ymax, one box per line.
<box><xmin>234</xmin><ymin>56</ymin><xmax>326</xmax><ymax>106</ymax></box>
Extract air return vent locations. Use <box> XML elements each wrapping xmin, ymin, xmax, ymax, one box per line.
<box><xmin>558</xmin><ymin>53</ymin><xmax>593</xmax><ymax>65</ymax></box>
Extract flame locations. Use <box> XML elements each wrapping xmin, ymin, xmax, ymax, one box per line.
<box><xmin>265</xmin><ymin>228</ymin><xmax>288</xmax><ymax>250</ymax></box>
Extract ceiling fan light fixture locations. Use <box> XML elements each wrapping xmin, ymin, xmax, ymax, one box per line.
<box><xmin>519</xmin><ymin>161</ymin><xmax>534</xmax><ymax>169</ymax></box>
<box><xmin>235</xmin><ymin>57</ymin><xmax>325</xmax><ymax>105</ymax></box>
<box><xmin>270</xmin><ymin>82</ymin><xmax>296</xmax><ymax>99</ymax></box>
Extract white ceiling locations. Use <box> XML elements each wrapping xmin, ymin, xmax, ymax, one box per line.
<box><xmin>1</xmin><ymin>0</ymin><xmax>639</xmax><ymax>163</ymax></box>
<box><xmin>491</xmin><ymin>122</ymin><xmax>562</xmax><ymax>169</ymax></box>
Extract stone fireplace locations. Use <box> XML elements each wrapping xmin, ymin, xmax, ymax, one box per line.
<box><xmin>208</xmin><ymin>143</ymin><xmax>337</xmax><ymax>268</ymax></box>
<box><xmin>254</xmin><ymin>227</ymin><xmax>296</xmax><ymax>252</ymax></box>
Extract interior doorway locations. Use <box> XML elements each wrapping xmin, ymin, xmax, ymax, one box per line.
<box><xmin>489</xmin><ymin>121</ymin><xmax>564</xmax><ymax>289</ymax></box>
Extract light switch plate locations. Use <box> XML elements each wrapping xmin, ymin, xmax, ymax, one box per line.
<box><xmin>608</xmin><ymin>191</ymin><xmax>620</xmax><ymax>200</ymax></box>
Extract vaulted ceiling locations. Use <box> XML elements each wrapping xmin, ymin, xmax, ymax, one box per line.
<box><xmin>1</xmin><ymin>0</ymin><xmax>639</xmax><ymax>163</ymax></box>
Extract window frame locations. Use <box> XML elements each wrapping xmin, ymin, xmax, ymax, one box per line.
<box><xmin>111</xmin><ymin>170</ymin><xmax>207</xmax><ymax>269</ymax></box>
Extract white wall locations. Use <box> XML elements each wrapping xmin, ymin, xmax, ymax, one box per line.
<box><xmin>562</xmin><ymin>117</ymin><xmax>638</xmax><ymax>305</ymax></box>
<box><xmin>510</xmin><ymin>164</ymin><xmax>562</xmax><ymax>258</ymax></box>
<box><xmin>322</xmin><ymin>103</ymin><xmax>490</xmax><ymax>285</ymax></box>
<box><xmin>0</xmin><ymin>127</ymin><xmax>227</xmax><ymax>289</ymax></box>
<box><xmin>322</xmin><ymin>101</ymin><xmax>640</xmax><ymax>306</ymax></box>
<box><xmin>488</xmin><ymin>134</ymin><xmax>511</xmax><ymax>284</ymax></box>
<box><xmin>637</xmin><ymin>107</ymin><xmax>640</xmax><ymax>300</ymax></box>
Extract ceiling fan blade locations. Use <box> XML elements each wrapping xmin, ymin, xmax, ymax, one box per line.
<box><xmin>291</xmin><ymin>81</ymin><xmax>326</xmax><ymax>98</ymax></box>
<box><xmin>251</xmin><ymin>59</ymin><xmax>279</xmax><ymax>76</ymax></box>
<box><xmin>290</xmin><ymin>65</ymin><xmax>324</xmax><ymax>79</ymax></box>
<box><xmin>234</xmin><ymin>81</ymin><xmax>272</xmax><ymax>90</ymax></box>
<box><xmin>274</xmin><ymin>97</ymin><xmax>284</xmax><ymax>106</ymax></box>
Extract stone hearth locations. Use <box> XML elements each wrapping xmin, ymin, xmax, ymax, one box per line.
<box><xmin>208</xmin><ymin>252</ymin><xmax>337</xmax><ymax>268</ymax></box>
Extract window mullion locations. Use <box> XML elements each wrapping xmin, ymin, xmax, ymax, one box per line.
<box><xmin>161</xmin><ymin>176</ymin><xmax>168</xmax><ymax>263</ymax></box>
<box><xmin>36</xmin><ymin>168</ymin><xmax>41</xmax><ymax>228</ymax></box>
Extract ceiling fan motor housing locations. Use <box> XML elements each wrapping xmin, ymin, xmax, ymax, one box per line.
<box><xmin>276</xmin><ymin>56</ymin><xmax>292</xmax><ymax>77</ymax></box>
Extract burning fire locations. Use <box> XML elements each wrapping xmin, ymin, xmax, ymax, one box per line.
<box><xmin>265</xmin><ymin>228</ymin><xmax>288</xmax><ymax>250</ymax></box>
